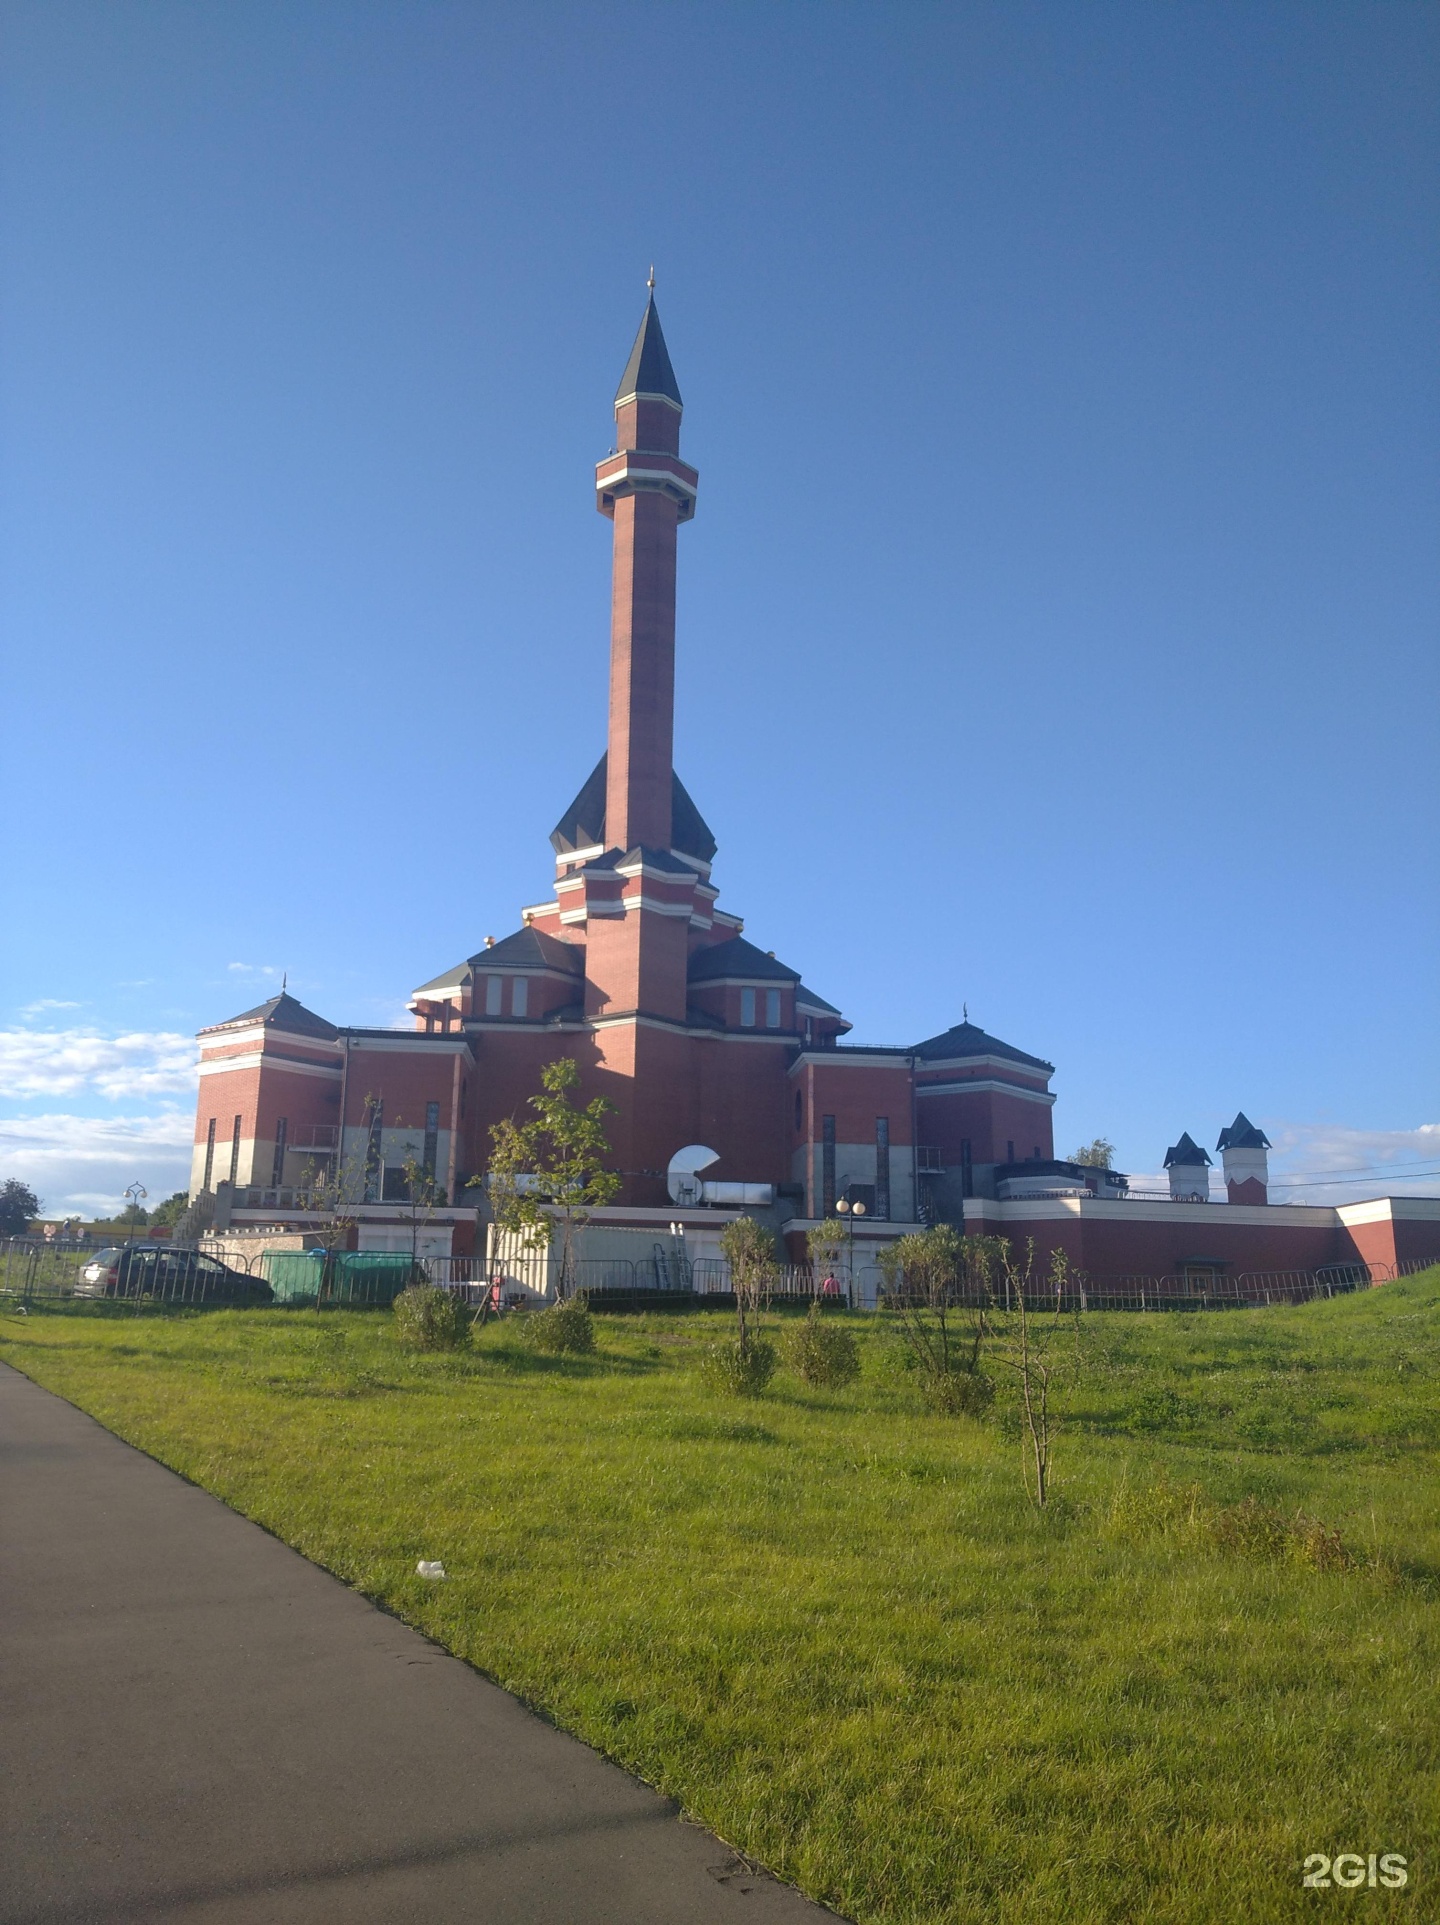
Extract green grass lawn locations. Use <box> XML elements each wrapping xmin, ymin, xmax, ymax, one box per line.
<box><xmin>4</xmin><ymin>1275</ymin><xmax>1438</xmax><ymax>1924</ymax></box>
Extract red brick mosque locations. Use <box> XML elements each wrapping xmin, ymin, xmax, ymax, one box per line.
<box><xmin>190</xmin><ymin>293</ymin><xmax>1438</xmax><ymax>1289</ymax></box>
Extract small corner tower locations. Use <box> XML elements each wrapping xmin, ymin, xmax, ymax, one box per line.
<box><xmin>1217</xmin><ymin>1112</ymin><xmax>1271</xmax><ymax>1205</ymax></box>
<box><xmin>1163</xmin><ymin>1131</ymin><xmax>1212</xmax><ymax>1202</ymax></box>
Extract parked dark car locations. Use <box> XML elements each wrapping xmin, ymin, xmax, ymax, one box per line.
<box><xmin>75</xmin><ymin>1245</ymin><xmax>273</xmax><ymax>1305</ymax></box>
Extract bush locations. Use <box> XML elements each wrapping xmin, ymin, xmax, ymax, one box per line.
<box><xmin>922</xmin><ymin>1366</ymin><xmax>995</xmax><ymax>1417</ymax></box>
<box><xmin>1106</xmin><ymin>1478</ymin><xmax>1357</xmax><ymax>1573</ymax></box>
<box><xmin>784</xmin><ymin>1304</ymin><xmax>861</xmax><ymax>1389</ymax></box>
<box><xmin>700</xmin><ymin>1337</ymin><xmax>777</xmax><ymax>1398</ymax></box>
<box><xmin>522</xmin><ymin>1294</ymin><xmax>595</xmax><ymax>1355</ymax></box>
<box><xmin>394</xmin><ymin>1284</ymin><xmax>470</xmax><ymax>1351</ymax></box>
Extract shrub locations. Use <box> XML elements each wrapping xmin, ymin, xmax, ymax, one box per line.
<box><xmin>522</xmin><ymin>1294</ymin><xmax>595</xmax><ymax>1355</ymax></box>
<box><xmin>784</xmin><ymin>1304</ymin><xmax>861</xmax><ymax>1388</ymax></box>
<box><xmin>1106</xmin><ymin>1477</ymin><xmax>1357</xmax><ymax>1573</ymax></box>
<box><xmin>394</xmin><ymin>1284</ymin><xmax>470</xmax><ymax>1351</ymax></box>
<box><xmin>700</xmin><ymin>1337</ymin><xmax>777</xmax><ymax>1398</ymax></box>
<box><xmin>922</xmin><ymin>1365</ymin><xmax>995</xmax><ymax>1418</ymax></box>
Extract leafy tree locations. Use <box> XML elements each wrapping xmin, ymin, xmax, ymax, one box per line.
<box><xmin>1069</xmin><ymin>1138</ymin><xmax>1116</xmax><ymax>1169</ymax></box>
<box><xmin>876</xmin><ymin>1224</ymin><xmax>1004</xmax><ymax>1414</ymax></box>
<box><xmin>299</xmin><ymin>1133</ymin><xmax>369</xmax><ymax>1308</ymax></box>
<box><xmin>0</xmin><ymin>1180</ymin><xmax>41</xmax><ymax>1237</ymax></box>
<box><xmin>483</xmin><ymin>1058</ymin><xmax>620</xmax><ymax>1299</ymax></box>
<box><xmin>805</xmin><ymin>1218</ymin><xmax>847</xmax><ymax>1282</ymax></box>
<box><xmin>719</xmin><ymin>1214</ymin><xmax>779</xmax><ymax>1356</ymax></box>
<box><xmin>149</xmin><ymin>1191</ymin><xmax>191</xmax><ymax>1229</ymax></box>
<box><xmin>398</xmin><ymin>1150</ymin><xmax>444</xmax><ymax>1278</ymax></box>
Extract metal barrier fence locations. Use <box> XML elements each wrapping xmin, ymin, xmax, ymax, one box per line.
<box><xmin>2</xmin><ymin>1239</ymin><xmax>1435</xmax><ymax>1315</ymax></box>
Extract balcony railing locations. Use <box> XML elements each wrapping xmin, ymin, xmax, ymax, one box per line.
<box><xmin>289</xmin><ymin>1125</ymin><xmax>338</xmax><ymax>1151</ymax></box>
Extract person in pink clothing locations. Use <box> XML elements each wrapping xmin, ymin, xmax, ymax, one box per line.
<box><xmin>820</xmin><ymin>1271</ymin><xmax>841</xmax><ymax>1299</ymax></box>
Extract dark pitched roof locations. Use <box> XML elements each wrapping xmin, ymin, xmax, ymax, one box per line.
<box><xmin>411</xmin><ymin>962</ymin><xmax>473</xmax><ymax>998</ymax></box>
<box><xmin>616</xmin><ymin>293</ymin><xmax>682</xmax><ymax>407</ymax></box>
<box><xmin>549</xmin><ymin>755</ymin><xmax>717</xmax><ymax>863</ymax></box>
<box><xmin>206</xmin><ymin>992</ymin><xmax>339</xmax><ymax>1041</ymax></box>
<box><xmin>618</xmin><ymin>845</ymin><xmax>696</xmax><ymax>875</ymax></box>
<box><xmin>672</xmin><ymin>773</ymin><xmax>717</xmax><ymax>862</ymax></box>
<box><xmin>688</xmin><ymin>936</ymin><xmax>800</xmax><ymax>984</ymax></box>
<box><xmin>794</xmin><ymin>982</ymin><xmax>842</xmax><ymax>1016</ymax></box>
<box><xmin>911</xmin><ymin>1020</ymin><xmax>1054</xmax><ymax>1074</ymax></box>
<box><xmin>1164</xmin><ymin>1131</ymin><xmax>1212</xmax><ymax>1168</ymax></box>
<box><xmin>1217</xmin><ymin>1112</ymin><xmax>1271</xmax><ymax>1152</ymax></box>
<box><xmin>467</xmin><ymin>927</ymin><xmax>583</xmax><ymax>974</ymax></box>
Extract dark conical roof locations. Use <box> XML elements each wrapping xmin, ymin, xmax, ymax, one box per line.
<box><xmin>911</xmin><ymin>1020</ymin><xmax>1054</xmax><ymax>1074</ymax></box>
<box><xmin>1217</xmin><ymin>1112</ymin><xmax>1271</xmax><ymax>1152</ymax></box>
<box><xmin>1164</xmin><ymin>1131</ymin><xmax>1212</xmax><ymax>1169</ymax></box>
<box><xmin>687</xmin><ymin>936</ymin><xmax>800</xmax><ymax>985</ymax></box>
<box><xmin>615</xmin><ymin>294</ymin><xmax>682</xmax><ymax>407</ymax></box>
<box><xmin>203</xmin><ymin>991</ymin><xmax>338</xmax><ymax>1041</ymax></box>
<box><xmin>549</xmin><ymin>754</ymin><xmax>717</xmax><ymax>863</ymax></box>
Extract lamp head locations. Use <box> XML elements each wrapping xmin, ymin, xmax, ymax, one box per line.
<box><xmin>853</xmin><ymin>1201</ymin><xmax>867</xmax><ymax>1217</ymax></box>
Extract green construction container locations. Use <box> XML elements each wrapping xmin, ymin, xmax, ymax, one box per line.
<box><xmin>262</xmin><ymin>1250</ymin><xmax>422</xmax><ymax>1307</ymax></box>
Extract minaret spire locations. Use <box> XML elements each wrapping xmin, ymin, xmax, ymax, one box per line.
<box><xmin>594</xmin><ymin>289</ymin><xmax>698</xmax><ymax>854</ymax></box>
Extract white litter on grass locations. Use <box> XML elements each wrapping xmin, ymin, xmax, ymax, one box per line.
<box><xmin>416</xmin><ymin>1560</ymin><xmax>446</xmax><ymax>1580</ymax></box>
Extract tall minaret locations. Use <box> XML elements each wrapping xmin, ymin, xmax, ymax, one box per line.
<box><xmin>594</xmin><ymin>280</ymin><xmax>698</xmax><ymax>855</ymax></box>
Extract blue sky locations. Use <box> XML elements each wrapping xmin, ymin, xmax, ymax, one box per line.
<box><xmin>2</xmin><ymin>1</ymin><xmax>1437</xmax><ymax>1216</ymax></box>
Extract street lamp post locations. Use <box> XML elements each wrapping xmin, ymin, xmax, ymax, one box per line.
<box><xmin>834</xmin><ymin>1194</ymin><xmax>867</xmax><ymax>1305</ymax></box>
<box><xmin>124</xmin><ymin>1181</ymin><xmax>148</xmax><ymax>1249</ymax></box>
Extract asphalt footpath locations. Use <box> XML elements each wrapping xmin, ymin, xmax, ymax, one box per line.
<box><xmin>0</xmin><ymin>1361</ymin><xmax>833</xmax><ymax>1925</ymax></box>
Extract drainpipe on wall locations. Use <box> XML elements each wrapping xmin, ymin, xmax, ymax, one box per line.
<box><xmin>909</xmin><ymin>1053</ymin><xmax>920</xmax><ymax>1227</ymax></box>
<box><xmin>446</xmin><ymin>1049</ymin><xmax>462</xmax><ymax>1206</ymax></box>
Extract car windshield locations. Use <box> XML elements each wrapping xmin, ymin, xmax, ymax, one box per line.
<box><xmin>89</xmin><ymin>1248</ymin><xmax>124</xmax><ymax>1264</ymax></box>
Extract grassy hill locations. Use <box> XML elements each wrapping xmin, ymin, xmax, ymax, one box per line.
<box><xmin>4</xmin><ymin>1270</ymin><xmax>1437</xmax><ymax>1923</ymax></box>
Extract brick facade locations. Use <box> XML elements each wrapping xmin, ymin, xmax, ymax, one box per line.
<box><xmin>188</xmin><ymin>293</ymin><xmax>1440</xmax><ymax>1282</ymax></box>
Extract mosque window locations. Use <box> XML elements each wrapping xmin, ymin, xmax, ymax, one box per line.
<box><xmin>795</xmin><ymin>1090</ymin><xmax>803</xmax><ymax>1131</ymax></box>
<box><xmin>512</xmin><ymin>977</ymin><xmax>528</xmax><ymax>1017</ymax></box>
<box><xmin>740</xmin><ymin>987</ymin><xmax>756</xmax><ymax>1027</ymax></box>
<box><xmin>485</xmin><ymin>975</ymin><xmax>502</xmax><ymax>1016</ymax></box>
<box><xmin>765</xmin><ymin>989</ymin><xmax>781</xmax><ymax>1028</ymax></box>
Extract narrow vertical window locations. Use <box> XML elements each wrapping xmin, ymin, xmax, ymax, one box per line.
<box><xmin>512</xmin><ymin>976</ymin><xmax>528</xmax><ymax>1017</ymax></box>
<box><xmin>485</xmin><ymin>975</ymin><xmax>502</xmax><ymax>1016</ymax></box>
<box><xmin>1006</xmin><ymin>1140</ymin><xmax>1015</xmax><ymax>1165</ymax></box>
<box><xmin>794</xmin><ymin>1090</ymin><xmax>803</xmax><ymax>1131</ymax></box>
<box><xmin>229</xmin><ymin>1115</ymin><xmax>242</xmax><ymax>1186</ymax></box>
<box><xmin>765</xmin><ymin>988</ymin><xmax>781</xmax><ymax>1028</ymax></box>
<box><xmin>271</xmin><ymin>1117</ymin><xmax>288</xmax><ymax>1188</ymax></box>
<box><xmin>875</xmin><ymin>1117</ymin><xmax>891</xmax><ymax>1221</ymax></box>
<box><xmin>364</xmin><ymin>1099</ymin><xmax>384</xmax><ymax>1202</ymax></box>
<box><xmin>740</xmin><ymin>987</ymin><xmax>756</xmax><ymax>1027</ymax></box>
<box><xmin>822</xmin><ymin>1115</ymin><xmax>836</xmax><ymax>1217</ymax></box>
<box><xmin>203</xmin><ymin>1118</ymin><xmax>217</xmax><ymax>1191</ymax></box>
<box><xmin>961</xmin><ymin>1138</ymin><xmax>973</xmax><ymax>1198</ymax></box>
<box><xmin>423</xmin><ymin>1100</ymin><xmax>440</xmax><ymax>1179</ymax></box>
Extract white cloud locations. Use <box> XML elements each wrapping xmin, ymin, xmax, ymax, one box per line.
<box><xmin>18</xmin><ymin>999</ymin><xmax>82</xmax><ymax>1017</ymax></box>
<box><xmin>0</xmin><ymin>1111</ymin><xmax>194</xmax><ymax>1217</ymax></box>
<box><xmin>227</xmin><ymin>962</ymin><xmax>277</xmax><ymax>977</ymax></box>
<box><xmin>0</xmin><ymin>1028</ymin><xmax>198</xmax><ymax>1101</ymax></box>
